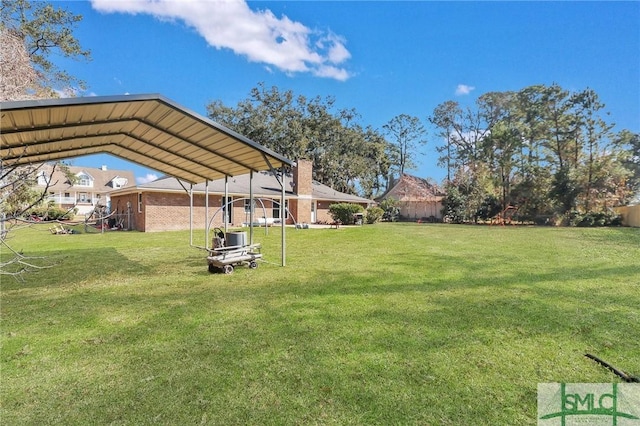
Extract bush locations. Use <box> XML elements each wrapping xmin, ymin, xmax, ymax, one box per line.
<box><xmin>379</xmin><ymin>198</ymin><xmax>399</xmax><ymax>222</ymax></box>
<box><xmin>328</xmin><ymin>203</ymin><xmax>364</xmax><ymax>225</ymax></box>
<box><xmin>365</xmin><ymin>207</ymin><xmax>384</xmax><ymax>224</ymax></box>
<box><xmin>475</xmin><ymin>195</ymin><xmax>501</xmax><ymax>221</ymax></box>
<box><xmin>576</xmin><ymin>214</ymin><xmax>594</xmax><ymax>227</ymax></box>
<box><xmin>575</xmin><ymin>211</ymin><xmax>623</xmax><ymax>227</ymax></box>
<box><xmin>29</xmin><ymin>206</ymin><xmax>74</xmax><ymax>221</ymax></box>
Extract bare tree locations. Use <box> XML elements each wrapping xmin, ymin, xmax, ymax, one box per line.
<box><xmin>0</xmin><ymin>163</ymin><xmax>61</xmax><ymax>280</ymax></box>
<box><xmin>1</xmin><ymin>0</ymin><xmax>90</xmax><ymax>279</ymax></box>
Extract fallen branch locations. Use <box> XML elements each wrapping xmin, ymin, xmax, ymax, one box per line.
<box><xmin>585</xmin><ymin>353</ymin><xmax>640</xmax><ymax>383</ymax></box>
<box><xmin>0</xmin><ymin>236</ymin><xmax>54</xmax><ymax>282</ymax></box>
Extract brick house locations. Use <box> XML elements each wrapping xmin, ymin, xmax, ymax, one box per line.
<box><xmin>376</xmin><ymin>174</ymin><xmax>445</xmax><ymax>221</ymax></box>
<box><xmin>36</xmin><ymin>164</ymin><xmax>135</xmax><ymax>216</ymax></box>
<box><xmin>109</xmin><ymin>159</ymin><xmax>373</xmax><ymax>232</ymax></box>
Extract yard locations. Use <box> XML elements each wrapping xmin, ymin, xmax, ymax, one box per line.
<box><xmin>1</xmin><ymin>223</ymin><xmax>639</xmax><ymax>424</ymax></box>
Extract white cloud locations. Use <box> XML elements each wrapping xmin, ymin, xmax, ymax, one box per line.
<box><xmin>90</xmin><ymin>0</ymin><xmax>352</xmax><ymax>81</ymax></box>
<box><xmin>54</xmin><ymin>88</ymin><xmax>98</xmax><ymax>98</ymax></box>
<box><xmin>137</xmin><ymin>173</ymin><xmax>159</xmax><ymax>184</ymax></box>
<box><xmin>455</xmin><ymin>84</ymin><xmax>475</xmax><ymax>96</ymax></box>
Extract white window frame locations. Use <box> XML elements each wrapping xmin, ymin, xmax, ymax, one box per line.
<box><xmin>272</xmin><ymin>199</ymin><xmax>288</xmax><ymax>219</ymax></box>
<box><xmin>76</xmin><ymin>172</ymin><xmax>93</xmax><ymax>187</ymax></box>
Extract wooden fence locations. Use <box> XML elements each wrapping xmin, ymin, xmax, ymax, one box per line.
<box><xmin>614</xmin><ymin>205</ymin><xmax>640</xmax><ymax>227</ymax></box>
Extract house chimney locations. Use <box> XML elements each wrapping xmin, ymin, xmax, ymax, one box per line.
<box><xmin>292</xmin><ymin>159</ymin><xmax>312</xmax><ymax>196</ymax></box>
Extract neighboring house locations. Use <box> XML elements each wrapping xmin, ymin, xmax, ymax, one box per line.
<box><xmin>376</xmin><ymin>174</ymin><xmax>444</xmax><ymax>221</ymax></box>
<box><xmin>109</xmin><ymin>159</ymin><xmax>374</xmax><ymax>232</ymax></box>
<box><xmin>36</xmin><ymin>164</ymin><xmax>135</xmax><ymax>216</ymax></box>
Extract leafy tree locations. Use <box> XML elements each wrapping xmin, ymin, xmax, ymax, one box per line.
<box><xmin>614</xmin><ymin>130</ymin><xmax>640</xmax><ymax>203</ymax></box>
<box><xmin>510</xmin><ymin>164</ymin><xmax>554</xmax><ymax>220</ymax></box>
<box><xmin>441</xmin><ymin>183</ymin><xmax>465</xmax><ymax>223</ymax></box>
<box><xmin>432</xmin><ymin>83</ymin><xmax>633</xmax><ymax>224</ymax></box>
<box><xmin>429</xmin><ymin>100</ymin><xmax>462</xmax><ymax>182</ymax></box>
<box><xmin>481</xmin><ymin>120</ymin><xmax>521</xmax><ymax>213</ymax></box>
<box><xmin>0</xmin><ymin>0</ymin><xmax>90</xmax><ymax>98</ymax></box>
<box><xmin>207</xmin><ymin>83</ymin><xmax>391</xmax><ymax>197</ymax></box>
<box><xmin>383</xmin><ymin>114</ymin><xmax>427</xmax><ymax>176</ymax></box>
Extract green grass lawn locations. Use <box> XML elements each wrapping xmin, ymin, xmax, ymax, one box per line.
<box><xmin>1</xmin><ymin>223</ymin><xmax>639</xmax><ymax>425</ymax></box>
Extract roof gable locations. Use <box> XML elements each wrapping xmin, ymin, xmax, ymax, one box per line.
<box><xmin>379</xmin><ymin>174</ymin><xmax>443</xmax><ymax>201</ymax></box>
<box><xmin>36</xmin><ymin>163</ymin><xmax>135</xmax><ymax>192</ymax></box>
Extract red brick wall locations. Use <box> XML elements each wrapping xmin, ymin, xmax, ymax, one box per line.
<box><xmin>114</xmin><ymin>192</ymin><xmax>289</xmax><ymax>232</ymax></box>
<box><xmin>315</xmin><ymin>200</ymin><xmax>334</xmax><ymax>223</ymax></box>
<box><xmin>144</xmin><ymin>193</ymin><xmax>244</xmax><ymax>232</ymax></box>
<box><xmin>290</xmin><ymin>198</ymin><xmax>312</xmax><ymax>224</ymax></box>
<box><xmin>110</xmin><ymin>193</ymin><xmax>144</xmax><ymax>231</ymax></box>
<box><xmin>293</xmin><ymin>159</ymin><xmax>312</xmax><ymax>196</ymax></box>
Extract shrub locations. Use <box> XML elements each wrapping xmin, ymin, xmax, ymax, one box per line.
<box><xmin>475</xmin><ymin>195</ymin><xmax>501</xmax><ymax>221</ymax></box>
<box><xmin>365</xmin><ymin>206</ymin><xmax>384</xmax><ymax>224</ymax></box>
<box><xmin>379</xmin><ymin>198</ymin><xmax>399</xmax><ymax>222</ymax></box>
<box><xmin>575</xmin><ymin>211</ymin><xmax>623</xmax><ymax>227</ymax></box>
<box><xmin>29</xmin><ymin>206</ymin><xmax>74</xmax><ymax>221</ymax></box>
<box><xmin>576</xmin><ymin>214</ymin><xmax>594</xmax><ymax>227</ymax></box>
<box><xmin>328</xmin><ymin>203</ymin><xmax>364</xmax><ymax>225</ymax></box>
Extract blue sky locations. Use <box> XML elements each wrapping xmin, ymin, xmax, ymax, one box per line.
<box><xmin>55</xmin><ymin>0</ymin><xmax>640</xmax><ymax>185</ymax></box>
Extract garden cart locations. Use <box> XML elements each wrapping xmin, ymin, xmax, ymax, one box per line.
<box><xmin>207</xmin><ymin>229</ymin><xmax>262</xmax><ymax>274</ymax></box>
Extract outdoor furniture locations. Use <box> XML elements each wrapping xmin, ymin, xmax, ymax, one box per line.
<box><xmin>49</xmin><ymin>224</ymin><xmax>72</xmax><ymax>234</ymax></box>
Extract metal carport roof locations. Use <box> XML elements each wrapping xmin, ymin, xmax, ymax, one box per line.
<box><xmin>1</xmin><ymin>93</ymin><xmax>294</xmax><ymax>266</ymax></box>
<box><xmin>0</xmin><ymin>93</ymin><xmax>293</xmax><ymax>182</ymax></box>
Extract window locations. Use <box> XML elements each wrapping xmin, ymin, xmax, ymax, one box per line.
<box><xmin>244</xmin><ymin>198</ymin><xmax>255</xmax><ymax>213</ymax></box>
<box><xmin>112</xmin><ymin>177</ymin><xmax>128</xmax><ymax>189</ymax></box>
<box><xmin>222</xmin><ymin>197</ymin><xmax>232</xmax><ymax>223</ymax></box>
<box><xmin>76</xmin><ymin>172</ymin><xmax>93</xmax><ymax>187</ymax></box>
<box><xmin>138</xmin><ymin>193</ymin><xmax>143</xmax><ymax>213</ymax></box>
<box><xmin>78</xmin><ymin>192</ymin><xmax>89</xmax><ymax>203</ymax></box>
<box><xmin>272</xmin><ymin>199</ymin><xmax>288</xmax><ymax>219</ymax></box>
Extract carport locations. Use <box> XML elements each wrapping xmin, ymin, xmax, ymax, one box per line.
<box><xmin>0</xmin><ymin>94</ymin><xmax>294</xmax><ymax>265</ymax></box>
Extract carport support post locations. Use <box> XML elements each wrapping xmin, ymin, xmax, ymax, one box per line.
<box><xmin>205</xmin><ymin>179</ymin><xmax>209</xmax><ymax>249</ymax></box>
<box><xmin>187</xmin><ymin>184</ymin><xmax>193</xmax><ymax>245</ymax></box>
<box><xmin>262</xmin><ymin>156</ymin><xmax>287</xmax><ymax>267</ymax></box>
<box><xmin>224</xmin><ymin>176</ymin><xmax>229</xmax><ymax>235</ymax></box>
<box><xmin>281</xmin><ymin>166</ymin><xmax>286</xmax><ymax>267</ymax></box>
<box><xmin>249</xmin><ymin>170</ymin><xmax>254</xmax><ymax>245</ymax></box>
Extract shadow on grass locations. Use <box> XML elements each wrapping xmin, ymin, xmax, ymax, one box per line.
<box><xmin>3</xmin><ymin>258</ymin><xmax>638</xmax><ymax>424</ymax></box>
<box><xmin>1</xmin><ymin>246</ymin><xmax>154</xmax><ymax>291</ymax></box>
<box><xmin>2</xmin><ymin>225</ymin><xmax>639</xmax><ymax>424</ymax></box>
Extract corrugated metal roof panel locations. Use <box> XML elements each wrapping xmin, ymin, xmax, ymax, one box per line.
<box><xmin>1</xmin><ymin>94</ymin><xmax>293</xmax><ymax>183</ymax></box>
